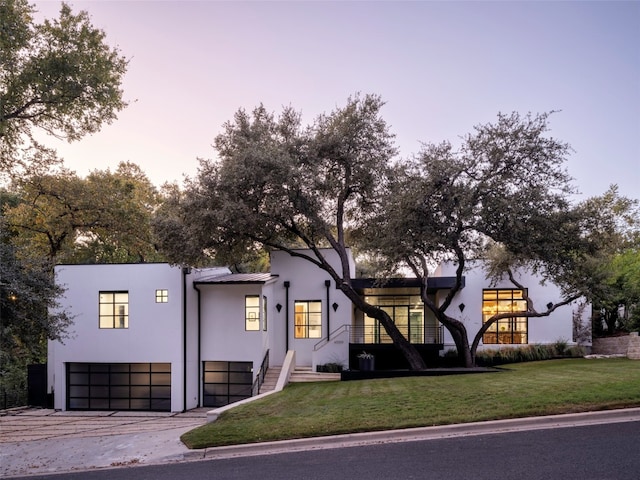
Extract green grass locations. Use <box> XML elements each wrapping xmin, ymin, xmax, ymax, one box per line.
<box><xmin>181</xmin><ymin>358</ymin><xmax>640</xmax><ymax>449</ymax></box>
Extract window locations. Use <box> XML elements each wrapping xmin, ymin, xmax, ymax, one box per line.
<box><xmin>363</xmin><ymin>295</ymin><xmax>426</xmax><ymax>344</ymax></box>
<box><xmin>99</xmin><ymin>292</ymin><xmax>129</xmax><ymax>329</ymax></box>
<box><xmin>262</xmin><ymin>296</ymin><xmax>268</xmax><ymax>331</ymax></box>
<box><xmin>245</xmin><ymin>295</ymin><xmax>260</xmax><ymax>331</ymax></box>
<box><xmin>294</xmin><ymin>300</ymin><xmax>322</xmax><ymax>339</ymax></box>
<box><xmin>482</xmin><ymin>289</ymin><xmax>528</xmax><ymax>344</ymax></box>
<box><xmin>155</xmin><ymin>289</ymin><xmax>168</xmax><ymax>303</ymax></box>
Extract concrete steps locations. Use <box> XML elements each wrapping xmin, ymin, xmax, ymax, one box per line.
<box><xmin>259</xmin><ymin>366</ymin><xmax>281</xmax><ymax>394</ymax></box>
<box><xmin>289</xmin><ymin>366</ymin><xmax>341</xmax><ymax>383</ymax></box>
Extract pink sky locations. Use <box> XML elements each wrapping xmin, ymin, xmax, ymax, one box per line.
<box><xmin>33</xmin><ymin>0</ymin><xmax>640</xmax><ymax>200</ymax></box>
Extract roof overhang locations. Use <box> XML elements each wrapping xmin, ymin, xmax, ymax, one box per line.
<box><xmin>351</xmin><ymin>276</ymin><xmax>464</xmax><ymax>294</ymax></box>
<box><xmin>194</xmin><ymin>273</ymin><xmax>279</xmax><ymax>285</ymax></box>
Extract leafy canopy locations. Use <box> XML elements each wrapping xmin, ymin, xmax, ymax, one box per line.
<box><xmin>0</xmin><ymin>0</ymin><xmax>128</xmax><ymax>177</ymax></box>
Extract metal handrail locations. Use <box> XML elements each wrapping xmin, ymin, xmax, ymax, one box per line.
<box><xmin>314</xmin><ymin>324</ymin><xmax>351</xmax><ymax>351</ymax></box>
<box><xmin>251</xmin><ymin>349</ymin><xmax>270</xmax><ymax>396</ymax></box>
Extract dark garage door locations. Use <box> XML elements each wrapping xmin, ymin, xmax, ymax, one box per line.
<box><xmin>203</xmin><ymin>361</ymin><xmax>253</xmax><ymax>407</ymax></box>
<box><xmin>67</xmin><ymin>363</ymin><xmax>171</xmax><ymax>411</ymax></box>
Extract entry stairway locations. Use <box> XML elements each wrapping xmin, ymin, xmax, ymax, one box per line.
<box><xmin>259</xmin><ymin>365</ymin><xmax>340</xmax><ymax>394</ymax></box>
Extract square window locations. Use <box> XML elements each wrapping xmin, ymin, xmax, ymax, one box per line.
<box><xmin>155</xmin><ymin>289</ymin><xmax>168</xmax><ymax>303</ymax></box>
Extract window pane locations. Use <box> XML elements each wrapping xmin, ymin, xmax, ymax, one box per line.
<box><xmin>482</xmin><ymin>289</ymin><xmax>528</xmax><ymax>345</ymax></box>
<box><xmin>245</xmin><ymin>295</ymin><xmax>260</xmax><ymax>331</ymax></box>
<box><xmin>294</xmin><ymin>301</ymin><xmax>322</xmax><ymax>339</ymax></box>
<box><xmin>99</xmin><ymin>291</ymin><xmax>129</xmax><ymax>329</ymax></box>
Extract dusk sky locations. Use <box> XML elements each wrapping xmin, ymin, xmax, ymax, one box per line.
<box><xmin>33</xmin><ymin>0</ymin><xmax>639</xmax><ymax>201</ymax></box>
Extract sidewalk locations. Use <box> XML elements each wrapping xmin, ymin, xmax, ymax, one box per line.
<box><xmin>2</xmin><ymin>407</ymin><xmax>640</xmax><ymax>478</ymax></box>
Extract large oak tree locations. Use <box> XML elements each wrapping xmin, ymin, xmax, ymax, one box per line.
<box><xmin>155</xmin><ymin>94</ymin><xmax>428</xmax><ymax>369</ymax></box>
<box><xmin>0</xmin><ymin>0</ymin><xmax>127</xmax><ymax>177</ymax></box>
<box><xmin>369</xmin><ymin>114</ymin><xmax>638</xmax><ymax>367</ymax></box>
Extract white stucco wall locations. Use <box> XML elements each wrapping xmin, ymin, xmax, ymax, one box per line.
<box><xmin>435</xmin><ymin>262</ymin><xmax>587</xmax><ymax>352</ymax></box>
<box><xmin>198</xmin><ymin>283</ymin><xmax>270</xmax><ymax>373</ymax></box>
<box><xmin>270</xmin><ymin>249</ymin><xmax>353</xmax><ymax>366</ymax></box>
<box><xmin>49</xmin><ymin>263</ymin><xmax>186</xmax><ymax>411</ymax></box>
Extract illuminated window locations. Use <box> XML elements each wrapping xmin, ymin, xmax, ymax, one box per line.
<box><xmin>482</xmin><ymin>289</ymin><xmax>528</xmax><ymax>344</ymax></box>
<box><xmin>363</xmin><ymin>295</ymin><xmax>425</xmax><ymax>344</ymax></box>
<box><xmin>155</xmin><ymin>289</ymin><xmax>168</xmax><ymax>303</ymax></box>
<box><xmin>245</xmin><ymin>295</ymin><xmax>260</xmax><ymax>331</ymax></box>
<box><xmin>99</xmin><ymin>292</ymin><xmax>129</xmax><ymax>329</ymax></box>
<box><xmin>294</xmin><ymin>301</ymin><xmax>322</xmax><ymax>339</ymax></box>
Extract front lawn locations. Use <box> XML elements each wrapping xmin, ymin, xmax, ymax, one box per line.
<box><xmin>181</xmin><ymin>358</ymin><xmax>640</xmax><ymax>449</ymax></box>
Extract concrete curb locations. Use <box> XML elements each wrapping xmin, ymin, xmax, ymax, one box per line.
<box><xmin>183</xmin><ymin>407</ymin><xmax>640</xmax><ymax>462</ymax></box>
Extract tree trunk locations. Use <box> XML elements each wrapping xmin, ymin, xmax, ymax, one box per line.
<box><xmin>433</xmin><ymin>312</ymin><xmax>474</xmax><ymax>368</ymax></box>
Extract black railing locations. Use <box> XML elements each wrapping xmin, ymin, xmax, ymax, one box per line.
<box><xmin>349</xmin><ymin>324</ymin><xmax>444</xmax><ymax>344</ymax></box>
<box><xmin>251</xmin><ymin>349</ymin><xmax>270</xmax><ymax>396</ymax></box>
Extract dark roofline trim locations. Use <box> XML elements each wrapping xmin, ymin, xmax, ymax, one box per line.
<box><xmin>351</xmin><ymin>276</ymin><xmax>464</xmax><ymax>293</ymax></box>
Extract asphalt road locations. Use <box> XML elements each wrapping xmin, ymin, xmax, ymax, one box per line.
<box><xmin>10</xmin><ymin>420</ymin><xmax>640</xmax><ymax>480</ymax></box>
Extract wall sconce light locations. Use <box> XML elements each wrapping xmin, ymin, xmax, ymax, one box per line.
<box><xmin>546</xmin><ymin>302</ymin><xmax>553</xmax><ymax>310</ymax></box>
<box><xmin>458</xmin><ymin>303</ymin><xmax>465</xmax><ymax>312</ymax></box>
<box><xmin>276</xmin><ymin>303</ymin><xmax>282</xmax><ymax>312</ymax></box>
<box><xmin>332</xmin><ymin>302</ymin><xmax>339</xmax><ymax>312</ymax></box>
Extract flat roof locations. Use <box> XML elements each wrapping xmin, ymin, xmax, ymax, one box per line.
<box><xmin>194</xmin><ymin>273</ymin><xmax>277</xmax><ymax>285</ymax></box>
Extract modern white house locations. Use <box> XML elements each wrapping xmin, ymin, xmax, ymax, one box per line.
<box><xmin>48</xmin><ymin>248</ymin><xmax>589</xmax><ymax>412</ymax></box>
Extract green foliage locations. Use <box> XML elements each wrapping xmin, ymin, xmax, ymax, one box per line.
<box><xmin>4</xmin><ymin>162</ymin><xmax>164</xmax><ymax>263</ymax></box>
<box><xmin>316</xmin><ymin>362</ymin><xmax>344</xmax><ymax>373</ymax></box>
<box><xmin>154</xmin><ymin>95</ymin><xmax>428</xmax><ymax>370</ymax></box>
<box><xmin>472</xmin><ymin>343</ymin><xmax>585</xmax><ymax>367</ymax></box>
<box><xmin>0</xmin><ymin>211</ymin><xmax>72</xmax><ymax>406</ymax></box>
<box><xmin>1</xmin><ymin>0</ymin><xmax>128</xmax><ymax>176</ymax></box>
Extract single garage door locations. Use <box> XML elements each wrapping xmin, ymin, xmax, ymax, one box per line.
<box><xmin>67</xmin><ymin>363</ymin><xmax>171</xmax><ymax>411</ymax></box>
<box><xmin>203</xmin><ymin>361</ymin><xmax>253</xmax><ymax>407</ymax></box>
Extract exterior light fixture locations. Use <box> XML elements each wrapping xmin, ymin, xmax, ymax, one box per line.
<box><xmin>458</xmin><ymin>303</ymin><xmax>465</xmax><ymax>312</ymax></box>
<box><xmin>276</xmin><ymin>303</ymin><xmax>282</xmax><ymax>312</ymax></box>
<box><xmin>332</xmin><ymin>302</ymin><xmax>339</xmax><ymax>312</ymax></box>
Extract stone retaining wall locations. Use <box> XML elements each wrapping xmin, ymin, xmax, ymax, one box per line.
<box><xmin>628</xmin><ymin>333</ymin><xmax>640</xmax><ymax>360</ymax></box>
<box><xmin>592</xmin><ymin>333</ymin><xmax>640</xmax><ymax>359</ymax></box>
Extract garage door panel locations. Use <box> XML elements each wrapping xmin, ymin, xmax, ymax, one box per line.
<box><xmin>66</xmin><ymin>363</ymin><xmax>171</xmax><ymax>412</ymax></box>
<box><xmin>202</xmin><ymin>361</ymin><xmax>253</xmax><ymax>408</ymax></box>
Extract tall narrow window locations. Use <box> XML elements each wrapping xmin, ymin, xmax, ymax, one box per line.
<box><xmin>99</xmin><ymin>292</ymin><xmax>129</xmax><ymax>329</ymax></box>
<box><xmin>294</xmin><ymin>301</ymin><xmax>322</xmax><ymax>339</ymax></box>
<box><xmin>155</xmin><ymin>289</ymin><xmax>168</xmax><ymax>303</ymax></box>
<box><xmin>245</xmin><ymin>295</ymin><xmax>260</xmax><ymax>331</ymax></box>
<box><xmin>262</xmin><ymin>296</ymin><xmax>268</xmax><ymax>331</ymax></box>
<box><xmin>482</xmin><ymin>289</ymin><xmax>528</xmax><ymax>344</ymax></box>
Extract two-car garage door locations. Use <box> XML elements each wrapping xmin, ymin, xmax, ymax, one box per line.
<box><xmin>66</xmin><ymin>363</ymin><xmax>171</xmax><ymax>411</ymax></box>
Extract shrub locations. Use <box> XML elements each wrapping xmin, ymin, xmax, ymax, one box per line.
<box><xmin>316</xmin><ymin>362</ymin><xmax>344</xmax><ymax>373</ymax></box>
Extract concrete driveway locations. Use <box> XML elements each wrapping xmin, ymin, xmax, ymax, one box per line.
<box><xmin>0</xmin><ymin>408</ymin><xmax>208</xmax><ymax>477</ymax></box>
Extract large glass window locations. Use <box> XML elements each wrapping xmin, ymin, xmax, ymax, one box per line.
<box><xmin>294</xmin><ymin>300</ymin><xmax>322</xmax><ymax>339</ymax></box>
<box><xmin>363</xmin><ymin>295</ymin><xmax>424</xmax><ymax>344</ymax></box>
<box><xmin>482</xmin><ymin>289</ymin><xmax>528</xmax><ymax>344</ymax></box>
<box><xmin>245</xmin><ymin>295</ymin><xmax>260</xmax><ymax>331</ymax></box>
<box><xmin>99</xmin><ymin>292</ymin><xmax>128</xmax><ymax>329</ymax></box>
